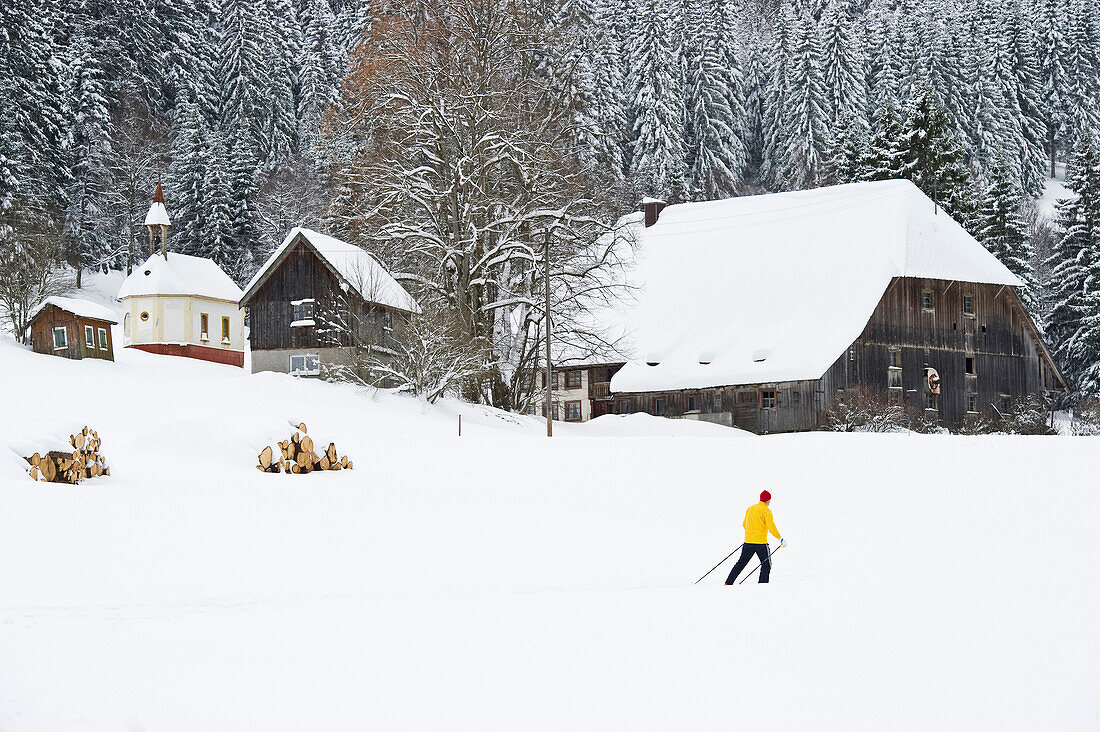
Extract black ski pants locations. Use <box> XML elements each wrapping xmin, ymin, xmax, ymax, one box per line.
<box><xmin>724</xmin><ymin>543</ymin><xmax>771</xmax><ymax>584</ymax></box>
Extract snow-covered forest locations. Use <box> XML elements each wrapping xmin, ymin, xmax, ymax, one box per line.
<box><xmin>3</xmin><ymin>0</ymin><xmax>1100</xmax><ymax>400</ymax></box>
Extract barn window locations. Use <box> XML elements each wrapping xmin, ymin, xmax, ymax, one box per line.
<box><xmin>712</xmin><ymin>392</ymin><xmax>723</xmax><ymax>412</ymax></box>
<box><xmin>967</xmin><ymin>394</ymin><xmax>978</xmax><ymax>413</ymax></box>
<box><xmin>200</xmin><ymin>313</ymin><xmax>209</xmax><ymax>340</ymax></box>
<box><xmin>566</xmin><ymin>371</ymin><xmax>582</xmax><ymax>389</ymax></box>
<box><xmin>965</xmin><ymin>357</ymin><xmax>975</xmax><ymax>375</ymax></box>
<box><xmin>52</xmin><ymin>326</ymin><xmax>67</xmax><ymax>349</ymax></box>
<box><xmin>97</xmin><ymin>328</ymin><xmax>108</xmax><ymax>350</ymax></box>
<box><xmin>653</xmin><ymin>397</ymin><xmax>667</xmax><ymax>416</ymax></box>
<box><xmin>761</xmin><ymin>389</ymin><xmax>776</xmax><ymax>409</ymax></box>
<box><xmin>84</xmin><ymin>325</ymin><xmax>94</xmax><ymax>347</ymax></box>
<box><xmin>924</xmin><ymin>392</ymin><xmax>938</xmax><ymax>410</ymax></box>
<box><xmin>888</xmin><ymin>349</ymin><xmax>901</xmax><ymax>368</ymax></box>
<box><xmin>289</xmin><ymin>353</ymin><xmax>320</xmax><ymax>376</ymax></box>
<box><xmin>921</xmin><ymin>290</ymin><xmax>934</xmax><ymax>311</ymax></box>
<box><xmin>791</xmin><ymin>390</ymin><xmax>801</xmax><ymax>406</ymax></box>
<box><xmin>565</xmin><ymin>401</ymin><xmax>582</xmax><ymax>421</ymax></box>
<box><xmin>737</xmin><ymin>390</ymin><xmax>754</xmax><ymax>405</ymax></box>
<box><xmin>617</xmin><ymin>399</ymin><xmax>632</xmax><ymax>415</ymax></box>
<box><xmin>222</xmin><ymin>317</ymin><xmax>231</xmax><ymax>343</ymax></box>
<box><xmin>685</xmin><ymin>394</ymin><xmax>701</xmax><ymax>413</ymax></box>
<box><xmin>292</xmin><ymin>300</ymin><xmax>315</xmax><ymax>324</ymax></box>
<box><xmin>963</xmin><ymin>295</ymin><xmax>975</xmax><ymax>315</ymax></box>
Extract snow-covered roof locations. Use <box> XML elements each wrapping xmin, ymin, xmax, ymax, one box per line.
<box><xmin>118</xmin><ymin>253</ymin><xmax>244</xmax><ymax>303</ymax></box>
<box><xmin>144</xmin><ymin>201</ymin><xmax>170</xmax><ymax>227</ymax></box>
<box><xmin>241</xmin><ymin>228</ymin><xmax>420</xmax><ymax>313</ymax></box>
<box><xmin>29</xmin><ymin>296</ymin><xmax>119</xmax><ymax>324</ymax></box>
<box><xmin>610</xmin><ymin>179</ymin><xmax>1023</xmax><ymax>393</ymax></box>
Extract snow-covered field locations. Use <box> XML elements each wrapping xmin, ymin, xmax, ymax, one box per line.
<box><xmin>1</xmin><ymin>287</ymin><xmax>1098</xmax><ymax>730</ymax></box>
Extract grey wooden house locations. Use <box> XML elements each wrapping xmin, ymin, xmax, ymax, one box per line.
<box><xmin>605</xmin><ymin>180</ymin><xmax>1064</xmax><ymax>433</ymax></box>
<box><xmin>239</xmin><ymin>228</ymin><xmax>419</xmax><ymax>377</ymax></box>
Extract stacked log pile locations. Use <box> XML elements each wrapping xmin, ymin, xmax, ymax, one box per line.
<box><xmin>256</xmin><ymin>422</ymin><xmax>353</xmax><ymax>474</ymax></box>
<box><xmin>26</xmin><ymin>426</ymin><xmax>110</xmax><ymax>483</ymax></box>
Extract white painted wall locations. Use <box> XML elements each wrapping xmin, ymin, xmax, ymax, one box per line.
<box><xmin>121</xmin><ymin>295</ymin><xmax>245</xmax><ymax>351</ymax></box>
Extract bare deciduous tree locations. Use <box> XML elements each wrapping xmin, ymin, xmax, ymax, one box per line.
<box><xmin>324</xmin><ymin>0</ymin><xmax>631</xmax><ymax>409</ymax></box>
<box><xmin>0</xmin><ymin>196</ymin><xmax>74</xmax><ymax>342</ymax></box>
<box><xmin>102</xmin><ymin>91</ymin><xmax>170</xmax><ymax>273</ymax></box>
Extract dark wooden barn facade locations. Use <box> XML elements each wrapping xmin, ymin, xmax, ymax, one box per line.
<box><xmin>611</xmin><ymin>276</ymin><xmax>1063</xmax><ymax>433</ymax></box>
<box><xmin>28</xmin><ymin>300</ymin><xmax>117</xmax><ymax>362</ymax></box>
<box><xmin>240</xmin><ymin>229</ymin><xmax>417</xmax><ymax>376</ymax></box>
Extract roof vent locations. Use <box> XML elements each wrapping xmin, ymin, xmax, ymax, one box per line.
<box><xmin>699</xmin><ymin>350</ymin><xmax>715</xmax><ymax>365</ymax></box>
<box><xmin>143</xmin><ymin>270</ymin><xmax>151</xmax><ymax>276</ymax></box>
<box><xmin>752</xmin><ymin>349</ymin><xmax>769</xmax><ymax>363</ymax></box>
<box><xmin>646</xmin><ymin>361</ymin><xmax>659</xmax><ymax>367</ymax></box>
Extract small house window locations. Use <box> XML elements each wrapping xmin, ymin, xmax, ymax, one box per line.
<box><xmin>565</xmin><ymin>400</ymin><xmax>582</xmax><ymax>421</ymax></box>
<box><xmin>712</xmin><ymin>392</ymin><xmax>723</xmax><ymax>412</ymax></box>
<box><xmin>963</xmin><ymin>295</ymin><xmax>974</xmax><ymax>315</ymax></box>
<box><xmin>617</xmin><ymin>399</ymin><xmax>632</xmax><ymax>415</ymax></box>
<box><xmin>52</xmin><ymin>326</ymin><xmax>68</xmax><ymax>349</ymax></box>
<box><xmin>653</xmin><ymin>397</ymin><xmax>667</xmax><ymax>416</ymax></box>
<box><xmin>965</xmin><ymin>357</ymin><xmax>975</xmax><ymax>375</ymax></box>
<box><xmin>292</xmin><ymin>300</ymin><xmax>315</xmax><ymax>323</ymax></box>
<box><xmin>967</xmin><ymin>394</ymin><xmax>978</xmax><ymax>413</ymax></box>
<box><xmin>921</xmin><ymin>290</ymin><xmax>934</xmax><ymax>311</ymax></box>
<box><xmin>84</xmin><ymin>325</ymin><xmax>95</xmax><ymax>347</ymax></box>
<box><xmin>97</xmin><ymin>328</ymin><xmax>108</xmax><ymax>349</ymax></box>
<box><xmin>382</xmin><ymin>309</ymin><xmax>393</xmax><ymax>331</ymax></box>
<box><xmin>551</xmin><ymin>404</ymin><xmax>559</xmax><ymax>421</ymax></box>
<box><xmin>761</xmin><ymin>389</ymin><xmax>776</xmax><ymax>409</ymax></box>
<box><xmin>289</xmin><ymin>353</ymin><xmax>320</xmax><ymax>375</ymax></box>
<box><xmin>200</xmin><ymin>313</ymin><xmax>209</xmax><ymax>340</ymax></box>
<box><xmin>791</xmin><ymin>390</ymin><xmax>801</xmax><ymax>406</ymax></box>
<box><xmin>222</xmin><ymin>316</ymin><xmax>231</xmax><ymax>343</ymax></box>
<box><xmin>685</xmin><ymin>394</ymin><xmax>701</xmax><ymax>413</ymax></box>
<box><xmin>566</xmin><ymin>371</ymin><xmax>582</xmax><ymax>389</ymax></box>
<box><xmin>889</xmin><ymin>349</ymin><xmax>901</xmax><ymax>369</ymax></box>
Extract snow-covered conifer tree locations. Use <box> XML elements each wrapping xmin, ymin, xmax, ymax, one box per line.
<box><xmin>976</xmin><ymin>155</ymin><xmax>1036</xmax><ymax>310</ymax></box>
<box><xmin>781</xmin><ymin>11</ymin><xmax>829</xmax><ymax>188</ymax></box>
<box><xmin>1046</xmin><ymin>130</ymin><xmax>1100</xmax><ymax>394</ymax></box>
<box><xmin>819</xmin><ymin>0</ymin><xmax>865</xmax><ymax>127</ymax></box>
<box><xmin>627</xmin><ymin>0</ymin><xmax>686</xmax><ymax>200</ymax></box>
<box><xmin>683</xmin><ymin>0</ymin><xmax>747</xmax><ymax>199</ymax></box>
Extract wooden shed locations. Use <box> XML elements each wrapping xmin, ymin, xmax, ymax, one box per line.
<box><xmin>28</xmin><ymin>297</ymin><xmax>119</xmax><ymax>362</ymax></box>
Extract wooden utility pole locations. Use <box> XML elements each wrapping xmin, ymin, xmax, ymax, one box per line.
<box><xmin>544</xmin><ymin>228</ymin><xmax>553</xmax><ymax>438</ymax></box>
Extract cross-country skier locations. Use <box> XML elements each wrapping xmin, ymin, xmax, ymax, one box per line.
<box><xmin>725</xmin><ymin>491</ymin><xmax>784</xmax><ymax>584</ymax></box>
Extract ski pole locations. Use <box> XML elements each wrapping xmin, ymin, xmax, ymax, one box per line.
<box><xmin>694</xmin><ymin>543</ymin><xmax>744</xmax><ymax>584</ymax></box>
<box><xmin>738</xmin><ymin>542</ymin><xmax>784</xmax><ymax>585</ymax></box>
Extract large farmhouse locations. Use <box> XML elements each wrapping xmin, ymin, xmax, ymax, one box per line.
<box><xmin>551</xmin><ymin>180</ymin><xmax>1064</xmax><ymax>433</ymax></box>
<box><xmin>239</xmin><ymin>228</ymin><xmax>419</xmax><ymax>377</ymax></box>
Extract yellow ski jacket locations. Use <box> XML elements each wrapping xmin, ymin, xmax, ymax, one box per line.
<box><xmin>743</xmin><ymin>501</ymin><xmax>782</xmax><ymax>544</ymax></box>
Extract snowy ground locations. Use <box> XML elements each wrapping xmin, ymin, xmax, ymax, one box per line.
<box><xmin>1</xmin><ymin>278</ymin><xmax>1099</xmax><ymax>730</ymax></box>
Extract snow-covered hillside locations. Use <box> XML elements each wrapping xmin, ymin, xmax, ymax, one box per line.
<box><xmin>1</xmin><ymin>300</ymin><xmax>1098</xmax><ymax>730</ymax></box>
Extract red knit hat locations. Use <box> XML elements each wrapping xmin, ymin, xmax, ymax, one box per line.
<box><xmin>760</xmin><ymin>490</ymin><xmax>772</xmax><ymax>502</ymax></box>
